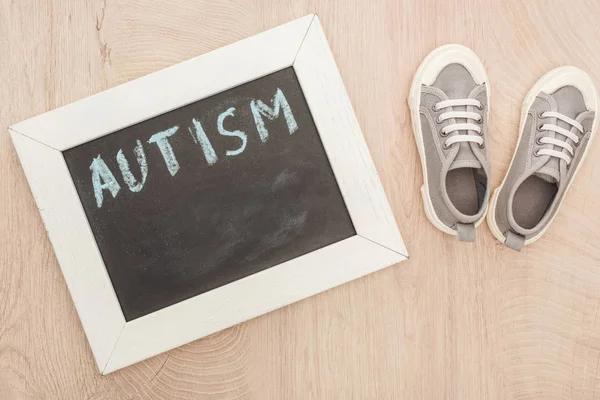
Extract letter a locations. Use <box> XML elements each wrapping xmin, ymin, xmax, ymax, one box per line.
<box><xmin>90</xmin><ymin>155</ymin><xmax>120</xmax><ymax>208</ymax></box>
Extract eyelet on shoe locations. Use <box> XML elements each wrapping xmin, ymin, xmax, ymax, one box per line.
<box><xmin>436</xmin><ymin>116</ymin><xmax>442</xmax><ymax>124</ymax></box>
<box><xmin>442</xmin><ymin>141</ymin><xmax>450</xmax><ymax>149</ymax></box>
<box><xmin>476</xmin><ymin>116</ymin><xmax>483</xmax><ymax>124</ymax></box>
<box><xmin>477</xmin><ymin>104</ymin><xmax>484</xmax><ymax>110</ymax></box>
<box><xmin>534</xmin><ymin>149</ymin><xmax>541</xmax><ymax>157</ymax></box>
<box><xmin>440</xmin><ymin>129</ymin><xmax>449</xmax><ymax>137</ymax></box>
<box><xmin>537</xmin><ymin>124</ymin><xmax>544</xmax><ymax>132</ymax></box>
<box><xmin>433</xmin><ymin>104</ymin><xmax>440</xmax><ymax>112</ymax></box>
<box><xmin>478</xmin><ymin>142</ymin><xmax>485</xmax><ymax>149</ymax></box>
<box><xmin>536</xmin><ymin>136</ymin><xmax>544</xmax><ymax>145</ymax></box>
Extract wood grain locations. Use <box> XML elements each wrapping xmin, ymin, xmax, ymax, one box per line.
<box><xmin>1</xmin><ymin>0</ymin><xmax>600</xmax><ymax>398</ymax></box>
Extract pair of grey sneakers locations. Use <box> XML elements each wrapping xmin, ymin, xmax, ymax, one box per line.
<box><xmin>409</xmin><ymin>45</ymin><xmax>599</xmax><ymax>251</ymax></box>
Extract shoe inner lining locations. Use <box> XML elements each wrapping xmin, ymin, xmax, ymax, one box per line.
<box><xmin>512</xmin><ymin>175</ymin><xmax>558</xmax><ymax>230</ymax></box>
<box><xmin>446</xmin><ymin>168</ymin><xmax>486</xmax><ymax>216</ymax></box>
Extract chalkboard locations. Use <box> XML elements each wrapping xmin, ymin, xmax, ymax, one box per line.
<box><xmin>63</xmin><ymin>67</ymin><xmax>356</xmax><ymax>321</ymax></box>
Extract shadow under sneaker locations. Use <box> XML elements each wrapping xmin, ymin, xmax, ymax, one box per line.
<box><xmin>409</xmin><ymin>44</ymin><xmax>491</xmax><ymax>242</ymax></box>
<box><xmin>488</xmin><ymin>66</ymin><xmax>599</xmax><ymax>251</ymax></box>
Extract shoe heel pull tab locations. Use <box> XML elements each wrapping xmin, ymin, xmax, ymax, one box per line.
<box><xmin>456</xmin><ymin>223</ymin><xmax>476</xmax><ymax>242</ymax></box>
<box><xmin>505</xmin><ymin>231</ymin><xmax>526</xmax><ymax>251</ymax></box>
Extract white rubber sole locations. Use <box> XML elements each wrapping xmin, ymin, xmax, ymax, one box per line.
<box><xmin>487</xmin><ymin>66</ymin><xmax>600</xmax><ymax>246</ymax></box>
<box><xmin>408</xmin><ymin>44</ymin><xmax>490</xmax><ymax>236</ymax></box>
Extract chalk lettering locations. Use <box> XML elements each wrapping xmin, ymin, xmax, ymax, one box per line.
<box><xmin>251</xmin><ymin>88</ymin><xmax>298</xmax><ymax>143</ymax></box>
<box><xmin>189</xmin><ymin>118</ymin><xmax>218</xmax><ymax>165</ymax></box>
<box><xmin>217</xmin><ymin>107</ymin><xmax>247</xmax><ymax>156</ymax></box>
<box><xmin>86</xmin><ymin>86</ymin><xmax>301</xmax><ymax>207</ymax></box>
<box><xmin>90</xmin><ymin>155</ymin><xmax>120</xmax><ymax>208</ymax></box>
<box><xmin>148</xmin><ymin>126</ymin><xmax>180</xmax><ymax>176</ymax></box>
<box><xmin>116</xmin><ymin>140</ymin><xmax>148</xmax><ymax>192</ymax></box>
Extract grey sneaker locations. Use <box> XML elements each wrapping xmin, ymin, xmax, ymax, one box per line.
<box><xmin>488</xmin><ymin>67</ymin><xmax>599</xmax><ymax>251</ymax></box>
<box><xmin>408</xmin><ymin>44</ymin><xmax>491</xmax><ymax>242</ymax></box>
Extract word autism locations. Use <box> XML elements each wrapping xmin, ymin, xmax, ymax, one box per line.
<box><xmin>90</xmin><ymin>88</ymin><xmax>298</xmax><ymax>208</ymax></box>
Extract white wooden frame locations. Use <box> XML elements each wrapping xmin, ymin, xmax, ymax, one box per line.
<box><xmin>10</xmin><ymin>14</ymin><xmax>408</xmax><ymax>374</ymax></box>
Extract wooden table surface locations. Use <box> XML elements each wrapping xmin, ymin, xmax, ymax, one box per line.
<box><xmin>2</xmin><ymin>1</ymin><xmax>600</xmax><ymax>399</ymax></box>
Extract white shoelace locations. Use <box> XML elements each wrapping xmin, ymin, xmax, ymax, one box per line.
<box><xmin>434</xmin><ymin>99</ymin><xmax>484</xmax><ymax>149</ymax></box>
<box><xmin>536</xmin><ymin>111</ymin><xmax>585</xmax><ymax>165</ymax></box>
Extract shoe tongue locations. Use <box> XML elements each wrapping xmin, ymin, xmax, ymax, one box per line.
<box><xmin>432</xmin><ymin>65</ymin><xmax>482</xmax><ymax>171</ymax></box>
<box><xmin>533</xmin><ymin>87</ymin><xmax>587</xmax><ymax>184</ymax></box>
<box><xmin>533</xmin><ymin>166</ymin><xmax>560</xmax><ymax>184</ymax></box>
<box><xmin>449</xmin><ymin>143</ymin><xmax>482</xmax><ymax>171</ymax></box>
<box><xmin>447</xmin><ymin>108</ymin><xmax>483</xmax><ymax>170</ymax></box>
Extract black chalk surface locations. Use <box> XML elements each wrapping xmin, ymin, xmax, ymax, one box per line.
<box><xmin>63</xmin><ymin>68</ymin><xmax>356</xmax><ymax>321</ymax></box>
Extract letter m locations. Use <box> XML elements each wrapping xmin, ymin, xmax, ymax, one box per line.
<box><xmin>250</xmin><ymin>88</ymin><xmax>298</xmax><ymax>143</ymax></box>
